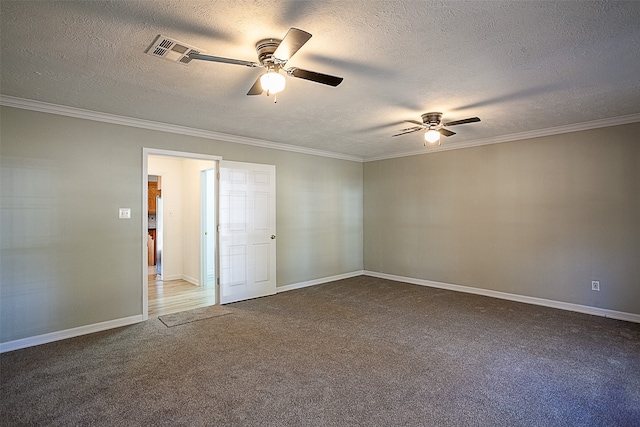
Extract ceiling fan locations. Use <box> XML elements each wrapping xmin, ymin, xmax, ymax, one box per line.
<box><xmin>392</xmin><ymin>112</ymin><xmax>480</xmax><ymax>146</ymax></box>
<box><xmin>188</xmin><ymin>27</ymin><xmax>343</xmax><ymax>101</ymax></box>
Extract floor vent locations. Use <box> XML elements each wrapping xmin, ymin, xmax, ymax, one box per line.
<box><xmin>146</xmin><ymin>35</ymin><xmax>201</xmax><ymax>65</ymax></box>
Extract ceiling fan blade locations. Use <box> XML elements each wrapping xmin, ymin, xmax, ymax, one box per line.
<box><xmin>405</xmin><ymin>120</ymin><xmax>425</xmax><ymax>126</ymax></box>
<box><xmin>289</xmin><ymin>68</ymin><xmax>343</xmax><ymax>86</ymax></box>
<box><xmin>246</xmin><ymin>76</ymin><xmax>264</xmax><ymax>95</ymax></box>
<box><xmin>189</xmin><ymin>53</ymin><xmax>259</xmax><ymax>68</ymax></box>
<box><xmin>443</xmin><ymin>117</ymin><xmax>481</xmax><ymax>126</ymax></box>
<box><xmin>392</xmin><ymin>127</ymin><xmax>423</xmax><ymax>137</ymax></box>
<box><xmin>273</xmin><ymin>28</ymin><xmax>312</xmax><ymax>62</ymax></box>
<box><xmin>439</xmin><ymin>128</ymin><xmax>456</xmax><ymax>137</ymax></box>
<box><xmin>398</xmin><ymin>124</ymin><xmax>425</xmax><ymax>132</ymax></box>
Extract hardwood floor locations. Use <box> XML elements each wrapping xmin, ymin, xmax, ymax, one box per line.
<box><xmin>148</xmin><ymin>267</ymin><xmax>217</xmax><ymax>318</ymax></box>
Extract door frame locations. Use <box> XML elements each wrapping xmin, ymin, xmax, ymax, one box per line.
<box><xmin>200</xmin><ymin>167</ymin><xmax>218</xmax><ymax>291</ymax></box>
<box><xmin>142</xmin><ymin>148</ymin><xmax>222</xmax><ymax>320</ymax></box>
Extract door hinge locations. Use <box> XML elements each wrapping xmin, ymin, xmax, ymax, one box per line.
<box><xmin>217</xmin><ymin>224</ymin><xmax>220</xmax><ymax>233</ymax></box>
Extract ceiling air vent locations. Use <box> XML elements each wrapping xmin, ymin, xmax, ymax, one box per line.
<box><xmin>146</xmin><ymin>35</ymin><xmax>201</xmax><ymax>65</ymax></box>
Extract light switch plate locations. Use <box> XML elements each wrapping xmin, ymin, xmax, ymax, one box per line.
<box><xmin>118</xmin><ymin>208</ymin><xmax>131</xmax><ymax>219</ymax></box>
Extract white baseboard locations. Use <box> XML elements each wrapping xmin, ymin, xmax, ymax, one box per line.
<box><xmin>1</xmin><ymin>271</ymin><xmax>362</xmax><ymax>353</ymax></box>
<box><xmin>0</xmin><ymin>315</ymin><xmax>144</xmax><ymax>353</ymax></box>
<box><xmin>182</xmin><ymin>274</ymin><xmax>200</xmax><ymax>286</ymax></box>
<box><xmin>277</xmin><ymin>270</ymin><xmax>365</xmax><ymax>293</ymax></box>
<box><xmin>364</xmin><ymin>271</ymin><xmax>640</xmax><ymax>324</ymax></box>
<box><xmin>6</xmin><ymin>270</ymin><xmax>634</xmax><ymax>353</ymax></box>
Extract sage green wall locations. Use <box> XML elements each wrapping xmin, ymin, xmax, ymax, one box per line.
<box><xmin>364</xmin><ymin>122</ymin><xmax>640</xmax><ymax>315</ymax></box>
<box><xmin>0</xmin><ymin>106</ymin><xmax>363</xmax><ymax>342</ymax></box>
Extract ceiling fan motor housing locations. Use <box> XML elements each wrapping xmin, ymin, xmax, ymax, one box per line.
<box><xmin>256</xmin><ymin>39</ymin><xmax>281</xmax><ymax>66</ymax></box>
<box><xmin>422</xmin><ymin>112</ymin><xmax>443</xmax><ymax>126</ymax></box>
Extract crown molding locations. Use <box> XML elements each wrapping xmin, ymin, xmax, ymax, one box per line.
<box><xmin>0</xmin><ymin>95</ymin><xmax>364</xmax><ymax>163</ymax></box>
<box><xmin>3</xmin><ymin>95</ymin><xmax>639</xmax><ymax>164</ymax></box>
<box><xmin>363</xmin><ymin>112</ymin><xmax>640</xmax><ymax>162</ymax></box>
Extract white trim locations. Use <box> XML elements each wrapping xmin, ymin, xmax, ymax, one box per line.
<box><xmin>0</xmin><ymin>96</ymin><xmax>362</xmax><ymax>162</ymax></box>
<box><xmin>0</xmin><ymin>315</ymin><xmax>144</xmax><ymax>354</ymax></box>
<box><xmin>5</xmin><ymin>269</ymin><xmax>636</xmax><ymax>353</ymax></box>
<box><xmin>145</xmin><ymin>148</ymin><xmax>223</xmax><ymax>161</ymax></box>
<box><xmin>157</xmin><ymin>274</ymin><xmax>183</xmax><ymax>281</ymax></box>
<box><xmin>363</xmin><ymin>113</ymin><xmax>640</xmax><ymax>162</ymax></box>
<box><xmin>276</xmin><ymin>270</ymin><xmax>365</xmax><ymax>293</ymax></box>
<box><xmin>182</xmin><ymin>274</ymin><xmax>200</xmax><ymax>286</ymax></box>
<box><xmin>142</xmin><ymin>152</ymin><xmax>149</xmax><ymax>321</ymax></box>
<box><xmin>364</xmin><ymin>271</ymin><xmax>640</xmax><ymax>324</ymax></box>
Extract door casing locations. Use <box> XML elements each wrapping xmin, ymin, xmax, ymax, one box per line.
<box><xmin>142</xmin><ymin>148</ymin><xmax>222</xmax><ymax>320</ymax></box>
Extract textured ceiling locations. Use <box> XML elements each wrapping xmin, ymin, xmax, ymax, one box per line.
<box><xmin>2</xmin><ymin>1</ymin><xmax>640</xmax><ymax>160</ymax></box>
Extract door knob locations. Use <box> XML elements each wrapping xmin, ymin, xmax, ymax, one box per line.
<box><xmin>271</xmin><ymin>235</ymin><xmax>276</xmax><ymax>239</ymax></box>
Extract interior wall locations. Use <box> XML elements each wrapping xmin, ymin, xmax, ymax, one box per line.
<box><xmin>364</xmin><ymin>122</ymin><xmax>640</xmax><ymax>315</ymax></box>
<box><xmin>181</xmin><ymin>158</ymin><xmax>216</xmax><ymax>285</ymax></box>
<box><xmin>0</xmin><ymin>106</ymin><xmax>363</xmax><ymax>343</ymax></box>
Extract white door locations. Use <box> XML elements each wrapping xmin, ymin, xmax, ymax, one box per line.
<box><xmin>219</xmin><ymin>161</ymin><xmax>276</xmax><ymax>304</ymax></box>
<box><xmin>201</xmin><ymin>168</ymin><xmax>217</xmax><ymax>288</ymax></box>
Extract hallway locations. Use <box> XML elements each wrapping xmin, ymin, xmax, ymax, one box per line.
<box><xmin>148</xmin><ymin>267</ymin><xmax>217</xmax><ymax>317</ymax></box>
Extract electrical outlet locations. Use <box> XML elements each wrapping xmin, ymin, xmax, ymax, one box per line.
<box><xmin>591</xmin><ymin>280</ymin><xmax>600</xmax><ymax>291</ymax></box>
<box><xmin>118</xmin><ymin>208</ymin><xmax>131</xmax><ymax>219</ymax></box>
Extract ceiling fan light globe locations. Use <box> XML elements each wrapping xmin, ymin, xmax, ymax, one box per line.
<box><xmin>260</xmin><ymin>72</ymin><xmax>286</xmax><ymax>94</ymax></box>
<box><xmin>425</xmin><ymin>129</ymin><xmax>440</xmax><ymax>144</ymax></box>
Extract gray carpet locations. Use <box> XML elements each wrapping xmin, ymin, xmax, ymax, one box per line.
<box><xmin>158</xmin><ymin>305</ymin><xmax>231</xmax><ymax>327</ymax></box>
<box><xmin>1</xmin><ymin>276</ymin><xmax>639</xmax><ymax>426</ymax></box>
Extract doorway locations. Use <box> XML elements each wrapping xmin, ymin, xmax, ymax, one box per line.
<box><xmin>143</xmin><ymin>149</ymin><xmax>220</xmax><ymax>319</ymax></box>
<box><xmin>142</xmin><ymin>149</ymin><xmax>277</xmax><ymax>320</ymax></box>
